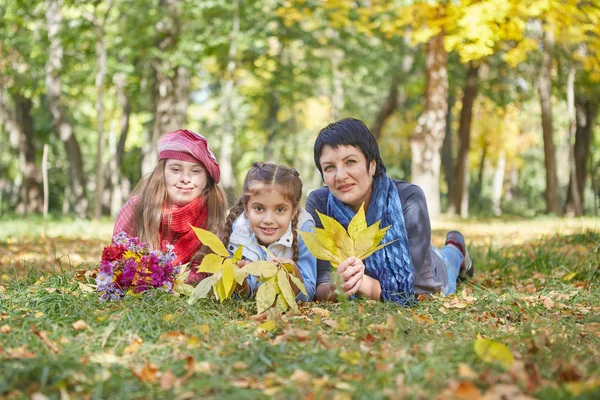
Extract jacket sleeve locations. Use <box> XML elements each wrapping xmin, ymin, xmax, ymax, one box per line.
<box><xmin>113</xmin><ymin>196</ymin><xmax>139</xmax><ymax>237</ymax></box>
<box><xmin>295</xmin><ymin>219</ymin><xmax>317</xmax><ymax>301</ymax></box>
<box><xmin>305</xmin><ymin>189</ymin><xmax>333</xmax><ymax>286</ymax></box>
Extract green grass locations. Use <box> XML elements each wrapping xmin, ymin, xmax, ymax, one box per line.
<box><xmin>1</xmin><ymin>220</ymin><xmax>599</xmax><ymax>399</ymax></box>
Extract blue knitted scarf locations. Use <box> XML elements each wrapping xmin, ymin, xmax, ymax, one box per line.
<box><xmin>327</xmin><ymin>174</ymin><xmax>414</xmax><ymax>305</ymax></box>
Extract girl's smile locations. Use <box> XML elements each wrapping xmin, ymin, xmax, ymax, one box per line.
<box><xmin>164</xmin><ymin>159</ymin><xmax>208</xmax><ymax>206</ymax></box>
<box><xmin>245</xmin><ymin>184</ymin><xmax>297</xmax><ymax>246</ymax></box>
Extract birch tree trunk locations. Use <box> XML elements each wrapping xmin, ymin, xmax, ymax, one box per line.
<box><xmin>410</xmin><ymin>31</ymin><xmax>448</xmax><ymax>221</ymax></box>
<box><xmin>566</xmin><ymin>95</ymin><xmax>598</xmax><ymax>214</ymax></box>
<box><xmin>0</xmin><ymin>88</ymin><xmax>43</xmax><ymax>214</ymax></box>
<box><xmin>442</xmin><ymin>92</ymin><xmax>455</xmax><ymax>214</ymax></box>
<box><xmin>217</xmin><ymin>0</ymin><xmax>240</xmax><ymax>203</ymax></box>
<box><xmin>453</xmin><ymin>62</ymin><xmax>479</xmax><ymax>218</ymax></box>
<box><xmin>142</xmin><ymin>0</ymin><xmax>189</xmax><ymax>176</ymax></box>
<box><xmin>538</xmin><ymin>29</ymin><xmax>562</xmax><ymax>215</ymax></box>
<box><xmin>491</xmin><ymin>152</ymin><xmax>506</xmax><ymax>216</ymax></box>
<box><xmin>93</xmin><ymin>9</ymin><xmax>110</xmax><ymax>220</ymax></box>
<box><xmin>45</xmin><ymin>0</ymin><xmax>88</xmax><ymax>218</ymax></box>
<box><xmin>564</xmin><ymin>67</ymin><xmax>582</xmax><ymax>216</ymax></box>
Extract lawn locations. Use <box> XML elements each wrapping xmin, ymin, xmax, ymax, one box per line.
<box><xmin>0</xmin><ymin>216</ymin><xmax>599</xmax><ymax>399</ymax></box>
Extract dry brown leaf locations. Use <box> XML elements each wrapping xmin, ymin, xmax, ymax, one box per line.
<box><xmin>30</xmin><ymin>325</ymin><xmax>58</xmax><ymax>353</ymax></box>
<box><xmin>311</xmin><ymin>307</ymin><xmax>331</xmax><ymax>318</ymax></box>
<box><xmin>72</xmin><ymin>319</ymin><xmax>89</xmax><ymax>331</ymax></box>
<box><xmin>133</xmin><ymin>362</ymin><xmax>159</xmax><ymax>383</ymax></box>
<box><xmin>7</xmin><ymin>346</ymin><xmax>36</xmax><ymax>359</ymax></box>
<box><xmin>160</xmin><ymin>369</ymin><xmax>177</xmax><ymax>390</ymax></box>
<box><xmin>290</xmin><ymin>369</ymin><xmax>311</xmax><ymax>384</ymax></box>
<box><xmin>458</xmin><ymin>363</ymin><xmax>478</xmax><ymax>379</ymax></box>
<box><xmin>123</xmin><ymin>338</ymin><xmax>143</xmax><ymax>355</ymax></box>
<box><xmin>0</xmin><ymin>324</ymin><xmax>10</xmax><ymax>334</ymax></box>
<box><xmin>0</xmin><ymin>312</ymin><xmax>8</xmax><ymax>321</ymax></box>
<box><xmin>412</xmin><ymin>313</ymin><xmax>434</xmax><ymax>325</ymax></box>
<box><xmin>540</xmin><ymin>296</ymin><xmax>555</xmax><ymax>310</ymax></box>
<box><xmin>453</xmin><ymin>381</ymin><xmax>482</xmax><ymax>400</ymax></box>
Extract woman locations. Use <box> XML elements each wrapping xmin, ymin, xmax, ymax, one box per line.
<box><xmin>305</xmin><ymin>118</ymin><xmax>474</xmax><ymax>305</ymax></box>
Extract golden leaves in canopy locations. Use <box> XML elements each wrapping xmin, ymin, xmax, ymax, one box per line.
<box><xmin>298</xmin><ymin>204</ymin><xmax>394</xmax><ymax>267</ymax></box>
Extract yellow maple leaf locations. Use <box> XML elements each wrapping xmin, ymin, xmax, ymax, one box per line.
<box><xmin>298</xmin><ymin>204</ymin><xmax>394</xmax><ymax>267</ymax></box>
<box><xmin>474</xmin><ymin>337</ymin><xmax>514</xmax><ymax>369</ymax></box>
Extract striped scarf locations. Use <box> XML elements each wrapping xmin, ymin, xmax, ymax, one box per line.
<box><xmin>327</xmin><ymin>174</ymin><xmax>414</xmax><ymax>305</ymax></box>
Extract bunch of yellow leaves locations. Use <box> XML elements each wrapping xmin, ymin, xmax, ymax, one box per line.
<box><xmin>298</xmin><ymin>204</ymin><xmax>394</xmax><ymax>267</ymax></box>
<box><xmin>187</xmin><ymin>226</ymin><xmax>247</xmax><ymax>305</ymax></box>
<box><xmin>186</xmin><ymin>227</ymin><xmax>307</xmax><ymax>315</ymax></box>
<box><xmin>243</xmin><ymin>248</ymin><xmax>307</xmax><ymax>314</ymax></box>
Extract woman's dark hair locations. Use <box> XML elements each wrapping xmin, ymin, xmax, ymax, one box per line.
<box><xmin>313</xmin><ymin>118</ymin><xmax>387</xmax><ymax>177</ymax></box>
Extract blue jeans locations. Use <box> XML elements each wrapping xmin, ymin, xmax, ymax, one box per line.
<box><xmin>436</xmin><ymin>245</ymin><xmax>463</xmax><ymax>295</ymax></box>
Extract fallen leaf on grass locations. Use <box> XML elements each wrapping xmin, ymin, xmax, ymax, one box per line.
<box><xmin>123</xmin><ymin>338</ymin><xmax>143</xmax><ymax>355</ymax></box>
<box><xmin>481</xmin><ymin>383</ymin><xmax>534</xmax><ymax>400</ymax></box>
<box><xmin>458</xmin><ymin>363</ymin><xmax>478</xmax><ymax>379</ymax></box>
<box><xmin>412</xmin><ymin>313</ymin><xmax>434</xmax><ymax>325</ymax></box>
<box><xmin>563</xmin><ymin>377</ymin><xmax>600</xmax><ymax>396</ymax></box>
<box><xmin>72</xmin><ymin>320</ymin><xmax>90</xmax><ymax>331</ymax></box>
<box><xmin>31</xmin><ymin>324</ymin><xmax>58</xmax><ymax>353</ymax></box>
<box><xmin>0</xmin><ymin>324</ymin><xmax>10</xmax><ymax>333</ymax></box>
<box><xmin>310</xmin><ymin>307</ymin><xmax>331</xmax><ymax>318</ymax></box>
<box><xmin>160</xmin><ymin>369</ymin><xmax>177</xmax><ymax>390</ymax></box>
<box><xmin>0</xmin><ymin>285</ymin><xmax>5</xmax><ymax>292</ymax></box>
<box><xmin>34</xmin><ymin>311</ymin><xmax>44</xmax><ymax>318</ymax></box>
<box><xmin>6</xmin><ymin>346</ymin><xmax>36</xmax><ymax>359</ymax></box>
<box><xmin>0</xmin><ymin>312</ymin><xmax>8</xmax><ymax>321</ymax></box>
<box><xmin>290</xmin><ymin>369</ymin><xmax>311</xmax><ymax>384</ymax></box>
<box><xmin>540</xmin><ymin>296</ymin><xmax>554</xmax><ymax>310</ymax></box>
<box><xmin>133</xmin><ymin>362</ymin><xmax>159</xmax><ymax>383</ymax></box>
<box><xmin>257</xmin><ymin>320</ymin><xmax>277</xmax><ymax>332</ymax></box>
<box><xmin>474</xmin><ymin>337</ymin><xmax>514</xmax><ymax>370</ymax></box>
<box><xmin>78</xmin><ymin>282</ymin><xmax>95</xmax><ymax>293</ymax></box>
<box><xmin>453</xmin><ymin>381</ymin><xmax>482</xmax><ymax>400</ymax></box>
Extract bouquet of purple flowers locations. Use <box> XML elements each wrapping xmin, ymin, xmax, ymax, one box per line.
<box><xmin>97</xmin><ymin>232</ymin><xmax>188</xmax><ymax>301</ymax></box>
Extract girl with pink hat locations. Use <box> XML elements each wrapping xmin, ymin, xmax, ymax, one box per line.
<box><xmin>113</xmin><ymin>129</ymin><xmax>228</xmax><ymax>284</ymax></box>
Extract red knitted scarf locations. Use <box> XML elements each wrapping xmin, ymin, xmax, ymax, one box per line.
<box><xmin>160</xmin><ymin>196</ymin><xmax>207</xmax><ymax>265</ymax></box>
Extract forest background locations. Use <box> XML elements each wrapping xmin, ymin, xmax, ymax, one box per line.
<box><xmin>1</xmin><ymin>0</ymin><xmax>599</xmax><ymax>222</ymax></box>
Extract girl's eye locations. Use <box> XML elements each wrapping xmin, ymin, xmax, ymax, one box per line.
<box><xmin>192</xmin><ymin>169</ymin><xmax>202</xmax><ymax>174</ymax></box>
<box><xmin>346</xmin><ymin>159</ymin><xmax>356</xmax><ymax>165</ymax></box>
<box><xmin>323</xmin><ymin>165</ymin><xmax>334</xmax><ymax>172</ymax></box>
<box><xmin>171</xmin><ymin>168</ymin><xmax>181</xmax><ymax>172</ymax></box>
<box><xmin>254</xmin><ymin>206</ymin><xmax>264</xmax><ymax>212</ymax></box>
<box><xmin>277</xmin><ymin>207</ymin><xmax>286</xmax><ymax>213</ymax></box>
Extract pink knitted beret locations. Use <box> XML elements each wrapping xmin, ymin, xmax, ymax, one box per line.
<box><xmin>157</xmin><ymin>129</ymin><xmax>221</xmax><ymax>183</ymax></box>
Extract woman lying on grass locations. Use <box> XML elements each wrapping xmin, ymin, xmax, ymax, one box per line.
<box><xmin>306</xmin><ymin>118</ymin><xmax>474</xmax><ymax>305</ymax></box>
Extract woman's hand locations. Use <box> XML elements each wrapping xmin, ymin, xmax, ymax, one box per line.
<box><xmin>335</xmin><ymin>256</ymin><xmax>365</xmax><ymax>296</ymax></box>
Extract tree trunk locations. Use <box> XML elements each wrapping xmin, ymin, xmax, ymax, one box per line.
<box><xmin>564</xmin><ymin>67</ymin><xmax>582</xmax><ymax>216</ymax></box>
<box><xmin>538</xmin><ymin>29</ymin><xmax>562</xmax><ymax>215</ymax></box>
<box><xmin>475</xmin><ymin>144</ymin><xmax>488</xmax><ymax>200</ymax></box>
<box><xmin>45</xmin><ymin>0</ymin><xmax>88</xmax><ymax>218</ymax></box>
<box><xmin>566</xmin><ymin>95</ymin><xmax>598</xmax><ymax>214</ymax></box>
<box><xmin>371</xmin><ymin>76</ymin><xmax>400</xmax><ymax>141</ymax></box>
<box><xmin>453</xmin><ymin>62</ymin><xmax>479</xmax><ymax>219</ymax></box>
<box><xmin>491</xmin><ymin>151</ymin><xmax>506</xmax><ymax>216</ymax></box>
<box><xmin>0</xmin><ymin>88</ymin><xmax>43</xmax><ymax>214</ymax></box>
<box><xmin>443</xmin><ymin>93</ymin><xmax>455</xmax><ymax>214</ymax></box>
<box><xmin>94</xmin><ymin>22</ymin><xmax>108</xmax><ymax>220</ymax></box>
<box><xmin>218</xmin><ymin>0</ymin><xmax>240</xmax><ymax>203</ymax></box>
<box><xmin>371</xmin><ymin>39</ymin><xmax>414</xmax><ymax>140</ymax></box>
<box><xmin>410</xmin><ymin>31</ymin><xmax>448</xmax><ymax>221</ymax></box>
<box><xmin>142</xmin><ymin>0</ymin><xmax>189</xmax><ymax>176</ymax></box>
<box><xmin>106</xmin><ymin>70</ymin><xmax>132</xmax><ymax>216</ymax></box>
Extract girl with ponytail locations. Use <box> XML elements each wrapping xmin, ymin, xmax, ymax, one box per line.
<box><xmin>225</xmin><ymin>162</ymin><xmax>316</xmax><ymax>302</ymax></box>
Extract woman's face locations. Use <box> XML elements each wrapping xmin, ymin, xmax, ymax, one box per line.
<box><xmin>319</xmin><ymin>145</ymin><xmax>376</xmax><ymax>212</ymax></box>
<box><xmin>164</xmin><ymin>159</ymin><xmax>208</xmax><ymax>206</ymax></box>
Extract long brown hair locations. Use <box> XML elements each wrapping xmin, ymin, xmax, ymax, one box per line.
<box><xmin>132</xmin><ymin>159</ymin><xmax>228</xmax><ymax>260</ymax></box>
<box><xmin>223</xmin><ymin>162</ymin><xmax>303</xmax><ymax>262</ymax></box>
